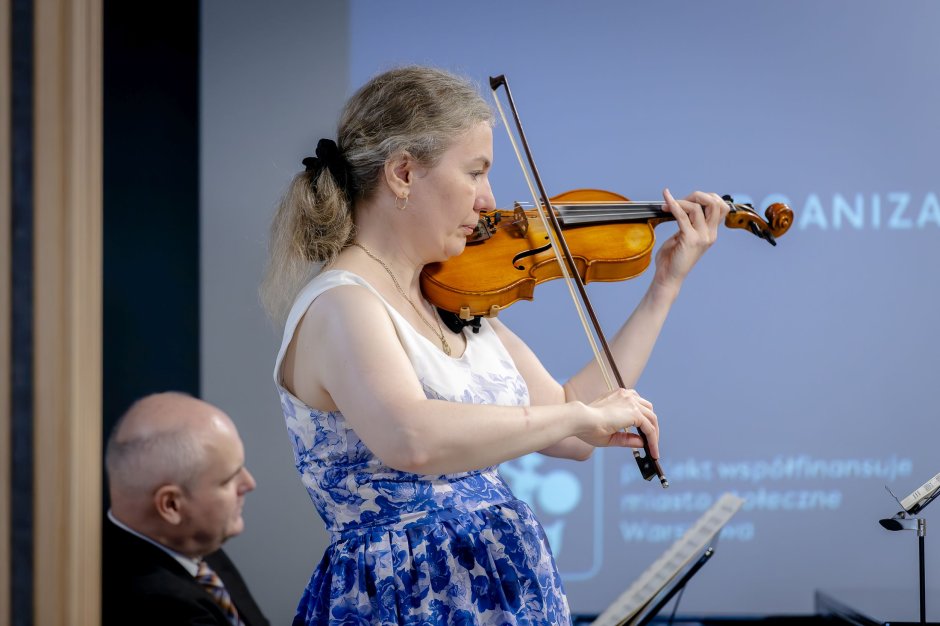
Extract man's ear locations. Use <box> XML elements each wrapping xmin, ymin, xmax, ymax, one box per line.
<box><xmin>153</xmin><ymin>485</ymin><xmax>184</xmax><ymax>525</ymax></box>
<box><xmin>383</xmin><ymin>151</ymin><xmax>416</xmax><ymax>200</ymax></box>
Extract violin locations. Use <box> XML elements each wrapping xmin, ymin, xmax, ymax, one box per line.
<box><xmin>422</xmin><ymin>188</ymin><xmax>793</xmax><ymax>321</ymax></box>
<box><xmin>426</xmin><ymin>74</ymin><xmax>793</xmax><ymax>488</ymax></box>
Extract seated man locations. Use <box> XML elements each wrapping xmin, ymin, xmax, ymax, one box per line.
<box><xmin>103</xmin><ymin>391</ymin><xmax>269</xmax><ymax>626</ymax></box>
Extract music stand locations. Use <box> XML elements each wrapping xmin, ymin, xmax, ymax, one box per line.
<box><xmin>591</xmin><ymin>493</ymin><xmax>744</xmax><ymax>626</ymax></box>
<box><xmin>880</xmin><ymin>472</ymin><xmax>940</xmax><ymax>625</ymax></box>
<box><xmin>631</xmin><ymin>546</ymin><xmax>715</xmax><ymax>626</ymax></box>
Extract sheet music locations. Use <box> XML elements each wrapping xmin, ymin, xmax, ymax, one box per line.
<box><xmin>901</xmin><ymin>470</ymin><xmax>940</xmax><ymax>513</ymax></box>
<box><xmin>591</xmin><ymin>492</ymin><xmax>746</xmax><ymax>626</ymax></box>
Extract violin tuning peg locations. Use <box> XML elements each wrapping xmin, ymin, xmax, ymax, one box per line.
<box><xmin>746</xmin><ymin>220</ymin><xmax>778</xmax><ymax>246</ymax></box>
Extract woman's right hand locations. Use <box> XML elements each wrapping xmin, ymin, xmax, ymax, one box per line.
<box><xmin>577</xmin><ymin>388</ymin><xmax>659</xmax><ymax>458</ymax></box>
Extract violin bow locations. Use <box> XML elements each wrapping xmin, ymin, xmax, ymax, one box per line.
<box><xmin>489</xmin><ymin>74</ymin><xmax>668</xmax><ymax>488</ymax></box>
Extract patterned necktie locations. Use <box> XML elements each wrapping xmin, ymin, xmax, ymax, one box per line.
<box><xmin>195</xmin><ymin>558</ymin><xmax>244</xmax><ymax>626</ymax></box>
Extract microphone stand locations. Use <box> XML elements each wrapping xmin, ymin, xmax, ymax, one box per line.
<box><xmin>880</xmin><ymin>481</ymin><xmax>939</xmax><ymax>625</ymax></box>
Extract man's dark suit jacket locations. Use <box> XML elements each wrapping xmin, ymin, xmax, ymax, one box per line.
<box><xmin>103</xmin><ymin>518</ymin><xmax>270</xmax><ymax>626</ymax></box>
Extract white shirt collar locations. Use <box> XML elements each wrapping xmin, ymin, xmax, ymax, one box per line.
<box><xmin>107</xmin><ymin>509</ymin><xmax>201</xmax><ymax>577</ymax></box>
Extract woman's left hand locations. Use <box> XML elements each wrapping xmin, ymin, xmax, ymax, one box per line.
<box><xmin>653</xmin><ymin>189</ymin><xmax>729</xmax><ymax>289</ymax></box>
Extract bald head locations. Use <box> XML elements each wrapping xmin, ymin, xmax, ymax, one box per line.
<box><xmin>106</xmin><ymin>392</ymin><xmax>256</xmax><ymax>557</ymax></box>
<box><xmin>106</xmin><ymin>392</ymin><xmax>235</xmax><ymax>500</ymax></box>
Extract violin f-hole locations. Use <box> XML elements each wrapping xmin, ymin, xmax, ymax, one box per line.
<box><xmin>511</xmin><ymin>242</ymin><xmax>553</xmax><ymax>270</ymax></box>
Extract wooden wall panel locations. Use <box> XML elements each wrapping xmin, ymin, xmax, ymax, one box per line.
<box><xmin>32</xmin><ymin>0</ymin><xmax>103</xmax><ymax>624</ymax></box>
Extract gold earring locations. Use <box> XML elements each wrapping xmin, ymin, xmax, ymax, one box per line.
<box><xmin>396</xmin><ymin>194</ymin><xmax>409</xmax><ymax>210</ymax></box>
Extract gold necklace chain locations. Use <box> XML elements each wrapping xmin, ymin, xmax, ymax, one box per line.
<box><xmin>352</xmin><ymin>242</ymin><xmax>452</xmax><ymax>356</ymax></box>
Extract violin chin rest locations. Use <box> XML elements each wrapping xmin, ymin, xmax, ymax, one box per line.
<box><xmin>437</xmin><ymin>308</ymin><xmax>482</xmax><ymax>334</ymax></box>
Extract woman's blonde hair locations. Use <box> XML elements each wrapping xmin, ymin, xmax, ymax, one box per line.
<box><xmin>260</xmin><ymin>66</ymin><xmax>494</xmax><ymax>323</ymax></box>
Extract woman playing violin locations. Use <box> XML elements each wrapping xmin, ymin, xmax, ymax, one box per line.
<box><xmin>262</xmin><ymin>65</ymin><xmax>729</xmax><ymax>626</ymax></box>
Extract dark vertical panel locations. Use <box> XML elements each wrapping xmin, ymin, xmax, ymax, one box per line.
<box><xmin>102</xmin><ymin>1</ymin><xmax>200</xmax><ymax>462</ymax></box>
<box><xmin>10</xmin><ymin>0</ymin><xmax>32</xmax><ymax>623</ymax></box>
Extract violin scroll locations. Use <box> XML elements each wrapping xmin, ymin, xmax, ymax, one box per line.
<box><xmin>722</xmin><ymin>195</ymin><xmax>794</xmax><ymax>247</ymax></box>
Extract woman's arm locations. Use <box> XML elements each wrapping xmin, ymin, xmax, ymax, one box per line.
<box><xmin>283</xmin><ymin>284</ymin><xmax>656</xmax><ymax>475</ymax></box>
<box><xmin>487</xmin><ymin>317</ymin><xmax>597</xmax><ymax>461</ymax></box>
<box><xmin>565</xmin><ymin>189</ymin><xmax>730</xmax><ymax>403</ymax></box>
<box><xmin>491</xmin><ymin>189</ymin><xmax>728</xmax><ymax>461</ymax></box>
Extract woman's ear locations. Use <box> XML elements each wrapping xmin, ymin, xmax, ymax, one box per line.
<box><xmin>383</xmin><ymin>151</ymin><xmax>415</xmax><ymax>201</ymax></box>
<box><xmin>153</xmin><ymin>484</ymin><xmax>184</xmax><ymax>525</ymax></box>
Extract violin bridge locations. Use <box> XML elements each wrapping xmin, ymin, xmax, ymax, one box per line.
<box><xmin>467</xmin><ymin>218</ymin><xmax>493</xmax><ymax>244</ymax></box>
<box><xmin>513</xmin><ymin>203</ymin><xmax>529</xmax><ymax>236</ymax></box>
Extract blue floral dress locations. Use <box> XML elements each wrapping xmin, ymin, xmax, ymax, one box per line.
<box><xmin>274</xmin><ymin>270</ymin><xmax>570</xmax><ymax>625</ymax></box>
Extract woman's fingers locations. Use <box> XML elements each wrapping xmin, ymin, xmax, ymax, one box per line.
<box><xmin>583</xmin><ymin>388</ymin><xmax>659</xmax><ymax>457</ymax></box>
<box><xmin>633</xmin><ymin>400</ymin><xmax>660</xmax><ymax>458</ymax></box>
<box><xmin>663</xmin><ymin>188</ymin><xmax>695</xmax><ymax>231</ymax></box>
<box><xmin>683</xmin><ymin>190</ymin><xmax>729</xmax><ymax>237</ymax></box>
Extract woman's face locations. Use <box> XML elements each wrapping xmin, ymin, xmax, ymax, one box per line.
<box><xmin>409</xmin><ymin>121</ymin><xmax>495</xmax><ymax>261</ymax></box>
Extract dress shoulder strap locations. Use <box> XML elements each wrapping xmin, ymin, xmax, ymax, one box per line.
<box><xmin>272</xmin><ymin>270</ymin><xmax>377</xmax><ymax>387</ymax></box>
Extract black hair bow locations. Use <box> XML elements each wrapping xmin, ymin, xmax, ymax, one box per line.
<box><xmin>302</xmin><ymin>138</ymin><xmax>351</xmax><ymax>195</ymax></box>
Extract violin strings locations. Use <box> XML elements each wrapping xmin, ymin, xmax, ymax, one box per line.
<box><xmin>553</xmin><ymin>200</ymin><xmax>745</xmax><ymax>224</ymax></box>
<box><xmin>555</xmin><ymin>203</ymin><xmax>666</xmax><ymax>224</ymax></box>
